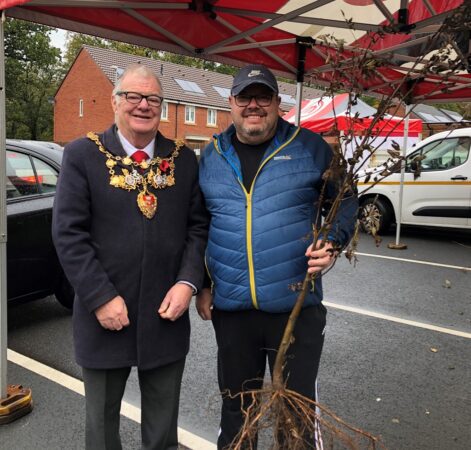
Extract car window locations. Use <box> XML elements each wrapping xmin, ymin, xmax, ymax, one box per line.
<box><xmin>452</xmin><ymin>137</ymin><xmax>470</xmax><ymax>168</ymax></box>
<box><xmin>6</xmin><ymin>151</ymin><xmax>39</xmax><ymax>198</ymax></box>
<box><xmin>32</xmin><ymin>156</ymin><xmax>58</xmax><ymax>194</ymax></box>
<box><xmin>407</xmin><ymin>136</ymin><xmax>470</xmax><ymax>171</ymax></box>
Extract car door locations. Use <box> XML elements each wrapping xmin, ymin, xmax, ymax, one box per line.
<box><xmin>6</xmin><ymin>149</ymin><xmax>60</xmax><ymax>302</ymax></box>
<box><xmin>401</xmin><ymin>136</ymin><xmax>470</xmax><ymax>228</ymax></box>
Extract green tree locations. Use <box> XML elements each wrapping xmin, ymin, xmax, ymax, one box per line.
<box><xmin>4</xmin><ymin>18</ymin><xmax>62</xmax><ymax>140</ymax></box>
<box><xmin>158</xmin><ymin>52</ymin><xmax>237</xmax><ymax>75</ymax></box>
<box><xmin>62</xmin><ymin>32</ymin><xmax>157</xmax><ymax>69</ymax></box>
<box><xmin>434</xmin><ymin>102</ymin><xmax>471</xmax><ymax>120</ymax></box>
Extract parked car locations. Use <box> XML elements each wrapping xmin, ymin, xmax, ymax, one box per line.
<box><xmin>358</xmin><ymin>128</ymin><xmax>471</xmax><ymax>233</ymax></box>
<box><xmin>6</xmin><ymin>139</ymin><xmax>74</xmax><ymax>308</ymax></box>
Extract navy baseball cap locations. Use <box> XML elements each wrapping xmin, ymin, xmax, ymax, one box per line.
<box><xmin>231</xmin><ymin>64</ymin><xmax>279</xmax><ymax>96</ymax></box>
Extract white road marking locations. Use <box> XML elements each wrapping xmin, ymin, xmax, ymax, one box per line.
<box><xmin>7</xmin><ymin>349</ymin><xmax>217</xmax><ymax>450</ymax></box>
<box><xmin>353</xmin><ymin>251</ymin><xmax>471</xmax><ymax>271</ymax></box>
<box><xmin>324</xmin><ymin>302</ymin><xmax>471</xmax><ymax>339</ymax></box>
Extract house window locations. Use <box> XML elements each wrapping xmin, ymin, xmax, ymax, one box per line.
<box><xmin>213</xmin><ymin>86</ymin><xmax>231</xmax><ymax>99</ymax></box>
<box><xmin>207</xmin><ymin>108</ymin><xmax>217</xmax><ymax>126</ymax></box>
<box><xmin>79</xmin><ymin>99</ymin><xmax>84</xmax><ymax>117</ymax></box>
<box><xmin>185</xmin><ymin>105</ymin><xmax>196</xmax><ymax>124</ymax></box>
<box><xmin>175</xmin><ymin>78</ymin><xmax>205</xmax><ymax>95</ymax></box>
<box><xmin>161</xmin><ymin>101</ymin><xmax>168</xmax><ymax>120</ymax></box>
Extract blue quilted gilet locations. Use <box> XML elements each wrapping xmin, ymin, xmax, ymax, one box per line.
<box><xmin>199</xmin><ymin>118</ymin><xmax>357</xmax><ymax>312</ymax></box>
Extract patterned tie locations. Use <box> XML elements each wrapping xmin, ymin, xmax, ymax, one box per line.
<box><xmin>131</xmin><ymin>150</ymin><xmax>148</xmax><ymax>164</ymax></box>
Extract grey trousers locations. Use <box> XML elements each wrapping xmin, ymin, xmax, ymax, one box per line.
<box><xmin>82</xmin><ymin>358</ymin><xmax>185</xmax><ymax>450</ymax></box>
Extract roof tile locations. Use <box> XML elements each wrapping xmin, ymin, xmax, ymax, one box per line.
<box><xmin>83</xmin><ymin>45</ymin><xmax>323</xmax><ymax>111</ymax></box>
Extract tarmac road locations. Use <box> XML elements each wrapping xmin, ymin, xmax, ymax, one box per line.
<box><xmin>6</xmin><ymin>226</ymin><xmax>471</xmax><ymax>449</ymax></box>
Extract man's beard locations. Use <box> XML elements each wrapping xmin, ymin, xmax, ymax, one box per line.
<box><xmin>241</xmin><ymin>109</ymin><xmax>268</xmax><ymax>136</ymax></box>
<box><xmin>244</xmin><ymin>126</ymin><xmax>266</xmax><ymax>136</ymax></box>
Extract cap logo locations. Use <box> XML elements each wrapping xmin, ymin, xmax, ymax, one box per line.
<box><xmin>248</xmin><ymin>70</ymin><xmax>262</xmax><ymax>78</ymax></box>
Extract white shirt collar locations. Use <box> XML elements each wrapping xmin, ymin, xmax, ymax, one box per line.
<box><xmin>117</xmin><ymin>130</ymin><xmax>155</xmax><ymax>160</ymax></box>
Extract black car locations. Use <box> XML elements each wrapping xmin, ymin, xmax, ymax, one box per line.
<box><xmin>6</xmin><ymin>139</ymin><xmax>74</xmax><ymax>308</ymax></box>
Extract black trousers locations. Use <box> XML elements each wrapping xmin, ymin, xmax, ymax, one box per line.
<box><xmin>212</xmin><ymin>304</ymin><xmax>326</xmax><ymax>450</ymax></box>
<box><xmin>82</xmin><ymin>358</ymin><xmax>185</xmax><ymax>450</ymax></box>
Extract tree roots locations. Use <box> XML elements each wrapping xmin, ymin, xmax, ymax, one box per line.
<box><xmin>229</xmin><ymin>386</ymin><xmax>386</xmax><ymax>450</ymax></box>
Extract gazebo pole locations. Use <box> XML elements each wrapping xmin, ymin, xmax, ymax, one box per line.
<box><xmin>0</xmin><ymin>10</ymin><xmax>8</xmax><ymax>402</ymax></box>
<box><xmin>294</xmin><ymin>81</ymin><xmax>303</xmax><ymax>127</ymax></box>
<box><xmin>0</xmin><ymin>11</ymin><xmax>33</xmax><ymax>425</ymax></box>
<box><xmin>294</xmin><ymin>37</ymin><xmax>310</xmax><ymax>127</ymax></box>
<box><xmin>388</xmin><ymin>103</ymin><xmax>412</xmax><ymax>250</ymax></box>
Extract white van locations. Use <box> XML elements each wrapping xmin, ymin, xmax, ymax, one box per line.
<box><xmin>358</xmin><ymin>128</ymin><xmax>471</xmax><ymax>233</ymax></box>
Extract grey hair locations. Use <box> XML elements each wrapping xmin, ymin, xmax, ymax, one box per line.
<box><xmin>112</xmin><ymin>63</ymin><xmax>163</xmax><ymax>100</ymax></box>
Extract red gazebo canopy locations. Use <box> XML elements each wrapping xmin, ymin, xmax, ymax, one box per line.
<box><xmin>284</xmin><ymin>93</ymin><xmax>423</xmax><ymax>136</ymax></box>
<box><xmin>0</xmin><ymin>0</ymin><xmax>469</xmax><ymax>103</ymax></box>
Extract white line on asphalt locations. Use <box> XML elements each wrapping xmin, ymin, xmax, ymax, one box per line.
<box><xmin>324</xmin><ymin>302</ymin><xmax>471</xmax><ymax>339</ymax></box>
<box><xmin>7</xmin><ymin>349</ymin><xmax>217</xmax><ymax>450</ymax></box>
<box><xmin>353</xmin><ymin>251</ymin><xmax>471</xmax><ymax>271</ymax></box>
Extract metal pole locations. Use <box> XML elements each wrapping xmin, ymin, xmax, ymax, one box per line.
<box><xmin>0</xmin><ymin>14</ymin><xmax>33</xmax><ymax>422</ymax></box>
<box><xmin>388</xmin><ymin>103</ymin><xmax>411</xmax><ymax>250</ymax></box>
<box><xmin>294</xmin><ymin>38</ymin><xmax>308</xmax><ymax>127</ymax></box>
<box><xmin>294</xmin><ymin>81</ymin><xmax>303</xmax><ymax>126</ymax></box>
<box><xmin>0</xmin><ymin>11</ymin><xmax>8</xmax><ymax>399</ymax></box>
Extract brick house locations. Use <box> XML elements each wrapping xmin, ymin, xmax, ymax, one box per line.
<box><xmin>54</xmin><ymin>45</ymin><xmax>323</xmax><ymax>152</ymax></box>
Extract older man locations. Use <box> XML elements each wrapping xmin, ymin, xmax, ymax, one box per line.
<box><xmin>52</xmin><ymin>64</ymin><xmax>207</xmax><ymax>450</ymax></box>
<box><xmin>197</xmin><ymin>64</ymin><xmax>358</xmax><ymax>449</ymax></box>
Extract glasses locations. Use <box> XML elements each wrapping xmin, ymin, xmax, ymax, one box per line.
<box><xmin>116</xmin><ymin>91</ymin><xmax>163</xmax><ymax>108</ymax></box>
<box><xmin>234</xmin><ymin>93</ymin><xmax>274</xmax><ymax>107</ymax></box>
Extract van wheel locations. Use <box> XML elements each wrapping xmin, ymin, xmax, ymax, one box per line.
<box><xmin>359</xmin><ymin>198</ymin><xmax>392</xmax><ymax>234</ymax></box>
<box><xmin>54</xmin><ymin>273</ymin><xmax>75</xmax><ymax>309</ymax></box>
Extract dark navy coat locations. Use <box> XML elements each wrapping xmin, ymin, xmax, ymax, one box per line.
<box><xmin>52</xmin><ymin>126</ymin><xmax>208</xmax><ymax>370</ymax></box>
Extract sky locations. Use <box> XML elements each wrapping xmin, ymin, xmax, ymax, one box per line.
<box><xmin>50</xmin><ymin>28</ymin><xmax>67</xmax><ymax>54</ymax></box>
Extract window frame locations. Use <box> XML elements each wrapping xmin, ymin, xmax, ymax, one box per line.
<box><xmin>175</xmin><ymin>78</ymin><xmax>205</xmax><ymax>94</ymax></box>
<box><xmin>185</xmin><ymin>105</ymin><xmax>196</xmax><ymax>124</ymax></box>
<box><xmin>407</xmin><ymin>136</ymin><xmax>470</xmax><ymax>172</ymax></box>
<box><xmin>207</xmin><ymin>108</ymin><xmax>217</xmax><ymax>126</ymax></box>
<box><xmin>31</xmin><ymin>155</ymin><xmax>59</xmax><ymax>194</ymax></box>
<box><xmin>6</xmin><ymin>148</ymin><xmax>60</xmax><ymax>202</ymax></box>
<box><xmin>161</xmin><ymin>101</ymin><xmax>168</xmax><ymax>120</ymax></box>
<box><xmin>212</xmin><ymin>86</ymin><xmax>231</xmax><ymax>99</ymax></box>
<box><xmin>6</xmin><ymin>150</ymin><xmax>40</xmax><ymax>199</ymax></box>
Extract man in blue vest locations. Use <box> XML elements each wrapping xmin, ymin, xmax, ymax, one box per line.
<box><xmin>197</xmin><ymin>64</ymin><xmax>358</xmax><ymax>449</ymax></box>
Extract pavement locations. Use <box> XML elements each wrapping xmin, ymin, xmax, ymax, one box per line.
<box><xmin>2</xmin><ymin>351</ymin><xmax>213</xmax><ymax>450</ymax></box>
<box><xmin>2</xmin><ymin>226</ymin><xmax>470</xmax><ymax>450</ymax></box>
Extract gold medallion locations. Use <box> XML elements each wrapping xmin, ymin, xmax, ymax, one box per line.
<box><xmin>137</xmin><ymin>190</ymin><xmax>157</xmax><ymax>219</ymax></box>
<box><xmin>110</xmin><ymin>175</ymin><xmax>123</xmax><ymax>187</ymax></box>
<box><xmin>106</xmin><ymin>159</ymin><xmax>117</xmax><ymax>168</ymax></box>
<box><xmin>87</xmin><ymin>132</ymin><xmax>183</xmax><ymax>219</ymax></box>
